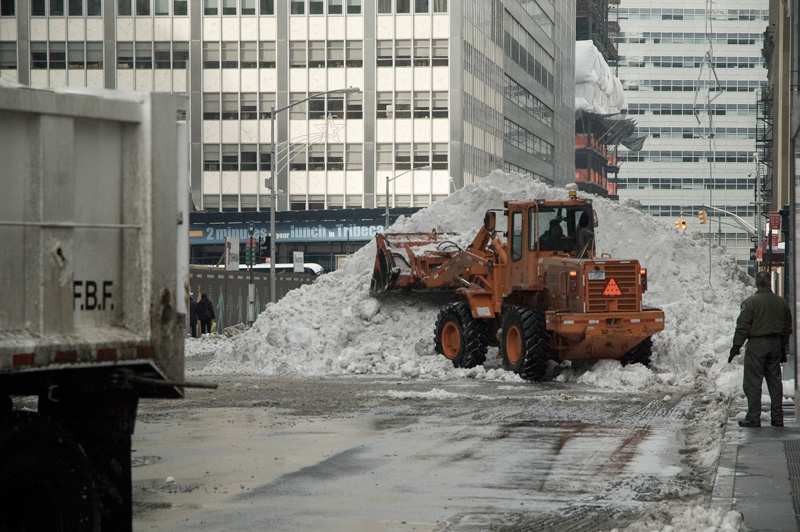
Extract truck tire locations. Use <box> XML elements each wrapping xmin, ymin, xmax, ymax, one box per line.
<box><xmin>39</xmin><ymin>390</ymin><xmax>138</xmax><ymax>532</ymax></box>
<box><xmin>0</xmin><ymin>411</ymin><xmax>100</xmax><ymax>532</ymax></box>
<box><xmin>501</xmin><ymin>306</ymin><xmax>551</xmax><ymax>381</ymax></box>
<box><xmin>620</xmin><ymin>337</ymin><xmax>653</xmax><ymax>367</ymax></box>
<box><xmin>434</xmin><ymin>301</ymin><xmax>490</xmax><ymax>368</ymax></box>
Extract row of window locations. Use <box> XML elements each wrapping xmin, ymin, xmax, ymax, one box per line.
<box><xmin>614</xmin><ymin>32</ymin><xmax>763</xmax><ymax>46</ymax></box>
<box><xmin>503</xmin><ymin>10</ymin><xmax>554</xmax><ymax>92</ymax></box>
<box><xmin>519</xmin><ymin>0</ymin><xmax>553</xmax><ymax>39</ymax></box>
<box><xmin>503</xmin><ymin>161</ymin><xmax>550</xmax><ymax>186</ymax></box>
<box><xmin>641</xmin><ymin>205</ymin><xmax>756</xmax><ymax>218</ymax></box>
<box><xmin>464</xmin><ymin>41</ymin><xmax>503</xmax><ymax>96</ymax></box>
<box><xmin>202</xmin><ymin>41</ymin><xmax>363</xmax><ymax>70</ymax></box>
<box><xmin>622</xmin><ymin>150</ymin><xmax>756</xmax><ymax>163</ymax></box>
<box><xmin>211</xmin><ymin>0</ymin><xmax>363</xmax><ymax>17</ymax></box>
<box><xmin>636</xmin><ymin>127</ymin><xmax>755</xmax><ymax>140</ymax></box>
<box><xmin>464</xmin><ymin>93</ymin><xmax>503</xmax><ymax>139</ymax></box>
<box><xmin>204</xmin><ymin>91</ymin><xmax>425</xmax><ymax>121</ymax></box>
<box><xmin>30</xmin><ymin>0</ymin><xmax>97</xmax><ymax>15</ymax></box>
<box><xmin>12</xmin><ymin>0</ymin><xmax>451</xmax><ymax>18</ymax></box>
<box><xmin>376</xmin><ymin>0</ymin><xmax>447</xmax><ymax>15</ymax></box>
<box><xmin>376</xmin><ymin>142</ymin><xmax>448</xmax><ymax>170</ymax></box>
<box><xmin>504</xmin><ymin>118</ymin><xmax>553</xmax><ymax>162</ymax></box>
<box><xmin>617</xmin><ymin>178</ymin><xmax>755</xmax><ymax>190</ymax></box>
<box><xmin>622</xmin><ymin>103</ymin><xmax>756</xmax><ymax>116</ymax></box>
<box><xmin>614</xmin><ymin>8</ymin><xmax>769</xmax><ymax>22</ymax></box>
<box><xmin>616</xmin><ymin>56</ymin><xmax>763</xmax><ymax>69</ymax></box>
<box><xmin>624</xmin><ymin>80</ymin><xmax>764</xmax><ymax>92</ymax></box>
<box><xmin>375</xmin><ymin>39</ymin><xmax>449</xmax><ymax>68</ymax></box>
<box><xmin>504</xmin><ymin>74</ymin><xmax>553</xmax><ymax>128</ymax></box>
<box><xmin>115</xmin><ymin>41</ymin><xmax>189</xmax><ymax>69</ymax></box>
<box><xmin>29</xmin><ymin>41</ymin><xmax>106</xmax><ymax>69</ymax></box>
<box><xmin>203</xmin><ymin>143</ymin><xmax>361</xmax><ymax>171</ymax></box>
<box><xmin>202</xmin><ymin>92</ymin><xmax>366</xmax><ymax>120</ymax></box>
<box><xmin>29</xmin><ymin>0</ymin><xmax>102</xmax><ymax>16</ymax></box>
<box><xmin>27</xmin><ymin>0</ymin><xmax>190</xmax><ymax>16</ymax></box>
<box><xmin>201</xmin><ymin>142</ymin><xmax>449</xmax><ymax>172</ymax></box>
<box><xmin>376</xmin><ymin>91</ymin><xmax>448</xmax><ymax>119</ymax></box>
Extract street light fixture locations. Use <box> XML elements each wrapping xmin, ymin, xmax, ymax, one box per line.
<box><xmin>268</xmin><ymin>86</ymin><xmax>360</xmax><ymax>304</ymax></box>
<box><xmin>385</xmin><ymin>165</ymin><xmax>432</xmax><ymax>230</ymax></box>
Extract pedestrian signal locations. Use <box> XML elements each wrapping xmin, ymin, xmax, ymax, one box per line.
<box><xmin>698</xmin><ymin>210</ymin><xmax>707</xmax><ymax>224</ymax></box>
<box><xmin>674</xmin><ymin>218</ymin><xmax>686</xmax><ymax>230</ymax></box>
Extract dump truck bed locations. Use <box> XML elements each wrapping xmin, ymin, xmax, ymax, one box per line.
<box><xmin>0</xmin><ymin>84</ymin><xmax>188</xmax><ymax>398</ymax></box>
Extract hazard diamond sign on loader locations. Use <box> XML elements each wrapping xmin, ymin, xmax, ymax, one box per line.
<box><xmin>604</xmin><ymin>278</ymin><xmax>622</xmax><ymax>296</ymax></box>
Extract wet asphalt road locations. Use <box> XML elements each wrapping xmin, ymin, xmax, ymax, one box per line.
<box><xmin>132</xmin><ymin>360</ymin><xmax>721</xmax><ymax>532</ymax></box>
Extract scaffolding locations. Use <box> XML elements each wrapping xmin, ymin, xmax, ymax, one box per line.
<box><xmin>576</xmin><ymin>0</ymin><xmax>619</xmax><ymax>62</ymax></box>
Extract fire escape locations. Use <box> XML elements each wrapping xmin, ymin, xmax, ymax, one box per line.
<box><xmin>757</xmin><ymin>86</ymin><xmax>774</xmax><ymax>209</ymax></box>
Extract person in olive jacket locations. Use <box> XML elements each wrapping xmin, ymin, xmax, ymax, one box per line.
<box><xmin>197</xmin><ymin>293</ymin><xmax>216</xmax><ymax>335</ymax></box>
<box><xmin>729</xmin><ymin>270</ymin><xmax>792</xmax><ymax>427</ymax></box>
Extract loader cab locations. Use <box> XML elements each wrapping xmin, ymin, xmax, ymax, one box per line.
<box><xmin>534</xmin><ymin>203</ymin><xmax>596</xmax><ymax>258</ymax></box>
<box><xmin>507</xmin><ymin>200</ymin><xmax>596</xmax><ymax>289</ymax></box>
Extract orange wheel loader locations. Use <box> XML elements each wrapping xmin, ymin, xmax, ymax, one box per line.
<box><xmin>370</xmin><ymin>193</ymin><xmax>664</xmax><ymax>381</ymax></box>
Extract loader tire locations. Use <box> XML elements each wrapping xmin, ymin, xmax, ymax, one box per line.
<box><xmin>501</xmin><ymin>306</ymin><xmax>551</xmax><ymax>381</ymax></box>
<box><xmin>0</xmin><ymin>411</ymin><xmax>100</xmax><ymax>532</ymax></box>
<box><xmin>434</xmin><ymin>302</ymin><xmax>490</xmax><ymax>368</ymax></box>
<box><xmin>620</xmin><ymin>337</ymin><xmax>653</xmax><ymax>367</ymax></box>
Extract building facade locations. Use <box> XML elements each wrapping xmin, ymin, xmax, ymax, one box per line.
<box><xmin>1</xmin><ymin>0</ymin><xmax>575</xmax><ymax>226</ymax></box>
<box><xmin>611</xmin><ymin>0</ymin><xmax>769</xmax><ymax>266</ymax></box>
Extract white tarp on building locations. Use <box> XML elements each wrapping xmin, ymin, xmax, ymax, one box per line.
<box><xmin>575</xmin><ymin>40</ymin><xmax>625</xmax><ymax>114</ymax></box>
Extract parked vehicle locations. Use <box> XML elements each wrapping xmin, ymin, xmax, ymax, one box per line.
<box><xmin>0</xmin><ymin>83</ymin><xmax>193</xmax><ymax>531</ymax></box>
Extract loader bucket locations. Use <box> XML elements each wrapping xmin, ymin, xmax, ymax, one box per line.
<box><xmin>370</xmin><ymin>231</ymin><xmax>459</xmax><ymax>294</ymax></box>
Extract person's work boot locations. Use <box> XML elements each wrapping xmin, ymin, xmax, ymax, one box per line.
<box><xmin>738</xmin><ymin>420</ymin><xmax>761</xmax><ymax>427</ymax></box>
<box><xmin>771</xmin><ymin>420</ymin><xmax>784</xmax><ymax>427</ymax></box>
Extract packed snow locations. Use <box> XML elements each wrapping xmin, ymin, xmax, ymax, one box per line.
<box><xmin>187</xmin><ymin>170</ymin><xmax>784</xmax><ymax>532</ymax></box>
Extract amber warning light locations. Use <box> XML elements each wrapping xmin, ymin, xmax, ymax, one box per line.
<box><xmin>640</xmin><ymin>268</ymin><xmax>648</xmax><ymax>293</ymax></box>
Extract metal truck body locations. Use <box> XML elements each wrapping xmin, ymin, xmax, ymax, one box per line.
<box><xmin>371</xmin><ymin>195</ymin><xmax>664</xmax><ymax>380</ymax></box>
<box><xmin>0</xmin><ymin>83</ymin><xmax>188</xmax><ymax>531</ymax></box>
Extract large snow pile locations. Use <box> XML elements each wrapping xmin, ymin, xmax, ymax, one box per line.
<box><xmin>197</xmin><ymin>170</ymin><xmax>753</xmax><ymax>391</ymax></box>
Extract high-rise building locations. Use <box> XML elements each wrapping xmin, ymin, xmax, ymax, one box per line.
<box><xmin>1</xmin><ymin>0</ymin><xmax>575</xmax><ymax>220</ymax></box>
<box><xmin>611</xmin><ymin>0</ymin><xmax>769</xmax><ymax>267</ymax></box>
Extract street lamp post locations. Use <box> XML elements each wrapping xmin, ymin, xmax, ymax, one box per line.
<box><xmin>384</xmin><ymin>165</ymin><xmax>432</xmax><ymax>230</ymax></box>
<box><xmin>268</xmin><ymin>86</ymin><xmax>360</xmax><ymax>304</ymax></box>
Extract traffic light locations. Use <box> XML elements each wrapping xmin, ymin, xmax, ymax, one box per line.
<box><xmin>244</xmin><ymin>237</ymin><xmax>256</xmax><ymax>266</ymax></box>
<box><xmin>698</xmin><ymin>210</ymin><xmax>707</xmax><ymax>224</ymax></box>
<box><xmin>675</xmin><ymin>218</ymin><xmax>686</xmax><ymax>230</ymax></box>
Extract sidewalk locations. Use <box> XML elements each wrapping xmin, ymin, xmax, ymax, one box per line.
<box><xmin>712</xmin><ymin>399</ymin><xmax>800</xmax><ymax>531</ymax></box>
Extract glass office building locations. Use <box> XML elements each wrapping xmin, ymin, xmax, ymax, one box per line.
<box><xmin>1</xmin><ymin>0</ymin><xmax>576</xmax><ymax>216</ymax></box>
<box><xmin>611</xmin><ymin>0</ymin><xmax>770</xmax><ymax>265</ymax></box>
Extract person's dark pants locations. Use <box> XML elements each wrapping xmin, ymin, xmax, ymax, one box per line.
<box><xmin>190</xmin><ymin>322</ymin><xmax>198</xmax><ymax>338</ymax></box>
<box><xmin>200</xmin><ymin>319</ymin><xmax>212</xmax><ymax>334</ymax></box>
<box><xmin>743</xmin><ymin>336</ymin><xmax>784</xmax><ymax>424</ymax></box>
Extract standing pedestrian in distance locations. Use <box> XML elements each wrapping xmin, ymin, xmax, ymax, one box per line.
<box><xmin>189</xmin><ymin>294</ymin><xmax>198</xmax><ymax>338</ymax></box>
<box><xmin>729</xmin><ymin>270</ymin><xmax>792</xmax><ymax>427</ymax></box>
<box><xmin>197</xmin><ymin>293</ymin><xmax>216</xmax><ymax>335</ymax></box>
